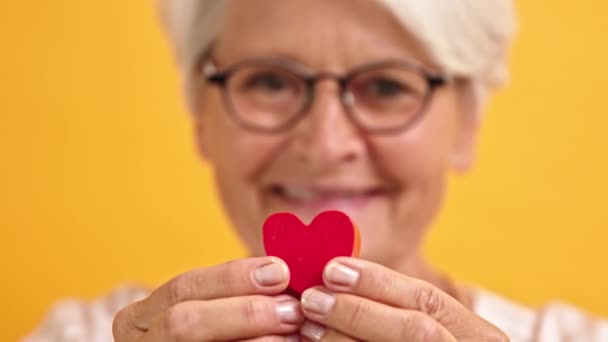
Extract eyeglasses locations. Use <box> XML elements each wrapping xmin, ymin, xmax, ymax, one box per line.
<box><xmin>201</xmin><ymin>58</ymin><xmax>446</xmax><ymax>134</ymax></box>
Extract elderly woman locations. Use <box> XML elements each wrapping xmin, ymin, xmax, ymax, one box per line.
<box><xmin>25</xmin><ymin>0</ymin><xmax>608</xmax><ymax>341</ymax></box>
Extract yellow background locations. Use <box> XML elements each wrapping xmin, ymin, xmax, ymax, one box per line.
<box><xmin>1</xmin><ymin>1</ymin><xmax>607</xmax><ymax>340</ymax></box>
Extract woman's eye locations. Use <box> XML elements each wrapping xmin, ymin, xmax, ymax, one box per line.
<box><xmin>369</xmin><ymin>79</ymin><xmax>406</xmax><ymax>97</ymax></box>
<box><xmin>248</xmin><ymin>73</ymin><xmax>288</xmax><ymax>91</ymax></box>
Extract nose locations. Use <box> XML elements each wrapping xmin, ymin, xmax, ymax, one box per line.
<box><xmin>290</xmin><ymin>80</ymin><xmax>365</xmax><ymax>168</ymax></box>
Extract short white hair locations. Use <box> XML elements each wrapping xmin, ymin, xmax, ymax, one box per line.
<box><xmin>158</xmin><ymin>0</ymin><xmax>517</xmax><ymax>113</ymax></box>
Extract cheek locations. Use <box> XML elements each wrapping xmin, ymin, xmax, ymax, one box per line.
<box><xmin>220</xmin><ymin>132</ymin><xmax>285</xmax><ymax>185</ymax></box>
<box><xmin>363</xmin><ymin>98</ymin><xmax>459</xmax><ymax>248</ymax></box>
<box><xmin>372</xmin><ymin>111</ymin><xmax>455</xmax><ymax>185</ymax></box>
<box><xmin>200</xmin><ymin>97</ymin><xmax>285</xmax><ymax>185</ymax></box>
<box><xmin>198</xmin><ymin>95</ymin><xmax>287</xmax><ymax>253</ymax></box>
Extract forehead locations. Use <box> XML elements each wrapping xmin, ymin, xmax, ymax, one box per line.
<box><xmin>213</xmin><ymin>0</ymin><xmax>433</xmax><ymax>71</ymax></box>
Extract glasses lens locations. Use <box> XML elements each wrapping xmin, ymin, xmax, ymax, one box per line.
<box><xmin>348</xmin><ymin>66</ymin><xmax>429</xmax><ymax>130</ymax></box>
<box><xmin>226</xmin><ymin>64</ymin><xmax>307</xmax><ymax>129</ymax></box>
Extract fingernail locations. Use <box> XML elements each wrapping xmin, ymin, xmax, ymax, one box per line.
<box><xmin>324</xmin><ymin>261</ymin><xmax>359</xmax><ymax>287</ymax></box>
<box><xmin>285</xmin><ymin>333</ymin><xmax>301</xmax><ymax>342</ymax></box>
<box><xmin>301</xmin><ymin>321</ymin><xmax>327</xmax><ymax>341</ymax></box>
<box><xmin>301</xmin><ymin>288</ymin><xmax>335</xmax><ymax>315</ymax></box>
<box><xmin>254</xmin><ymin>259</ymin><xmax>289</xmax><ymax>286</ymax></box>
<box><xmin>275</xmin><ymin>299</ymin><xmax>302</xmax><ymax>324</ymax></box>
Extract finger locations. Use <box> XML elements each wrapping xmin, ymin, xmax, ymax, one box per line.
<box><xmin>143</xmin><ymin>295</ymin><xmax>303</xmax><ymax>342</ymax></box>
<box><xmin>113</xmin><ymin>309</ymin><xmax>145</xmax><ymax>342</ymax></box>
<box><xmin>127</xmin><ymin>257</ymin><xmax>290</xmax><ymax>331</ymax></box>
<box><xmin>300</xmin><ymin>321</ymin><xmax>357</xmax><ymax>342</ymax></box>
<box><xmin>321</xmin><ymin>257</ymin><xmax>500</xmax><ymax>336</ymax></box>
<box><xmin>301</xmin><ymin>288</ymin><xmax>456</xmax><ymax>341</ymax></box>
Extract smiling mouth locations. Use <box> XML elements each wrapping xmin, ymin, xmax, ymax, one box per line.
<box><xmin>267</xmin><ymin>184</ymin><xmax>390</xmax><ymax>211</ymax></box>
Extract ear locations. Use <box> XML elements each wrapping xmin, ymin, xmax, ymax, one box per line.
<box><xmin>193</xmin><ymin>113</ymin><xmax>215</xmax><ymax>163</ymax></box>
<box><xmin>448</xmin><ymin>81</ymin><xmax>484</xmax><ymax>172</ymax></box>
<box><xmin>192</xmin><ymin>83</ymin><xmax>214</xmax><ymax>162</ymax></box>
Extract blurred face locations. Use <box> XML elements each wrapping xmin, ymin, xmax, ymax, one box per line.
<box><xmin>195</xmin><ymin>0</ymin><xmax>477</xmax><ymax>265</ymax></box>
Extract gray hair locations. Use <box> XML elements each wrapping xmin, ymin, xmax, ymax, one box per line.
<box><xmin>158</xmin><ymin>0</ymin><xmax>517</xmax><ymax>114</ymax></box>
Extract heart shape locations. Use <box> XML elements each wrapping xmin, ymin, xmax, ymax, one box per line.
<box><xmin>263</xmin><ymin>210</ymin><xmax>361</xmax><ymax>295</ymax></box>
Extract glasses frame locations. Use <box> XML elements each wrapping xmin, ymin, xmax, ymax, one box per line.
<box><xmin>201</xmin><ymin>57</ymin><xmax>447</xmax><ymax>135</ymax></box>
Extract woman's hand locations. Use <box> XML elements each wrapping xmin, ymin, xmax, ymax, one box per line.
<box><xmin>299</xmin><ymin>257</ymin><xmax>509</xmax><ymax>342</ymax></box>
<box><xmin>113</xmin><ymin>257</ymin><xmax>303</xmax><ymax>341</ymax></box>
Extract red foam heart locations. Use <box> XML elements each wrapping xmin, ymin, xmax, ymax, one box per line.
<box><xmin>263</xmin><ymin>210</ymin><xmax>360</xmax><ymax>295</ymax></box>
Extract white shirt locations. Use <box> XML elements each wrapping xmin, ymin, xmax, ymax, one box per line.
<box><xmin>23</xmin><ymin>286</ymin><xmax>608</xmax><ymax>341</ymax></box>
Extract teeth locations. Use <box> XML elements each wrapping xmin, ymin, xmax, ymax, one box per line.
<box><xmin>280</xmin><ymin>186</ymin><xmax>365</xmax><ymax>202</ymax></box>
<box><xmin>283</xmin><ymin>187</ymin><xmax>316</xmax><ymax>201</ymax></box>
